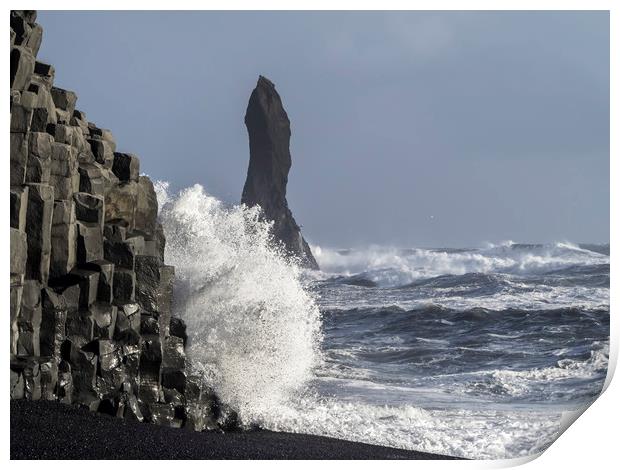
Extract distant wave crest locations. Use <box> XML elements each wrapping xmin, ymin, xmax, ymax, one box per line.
<box><xmin>311</xmin><ymin>241</ymin><xmax>609</xmax><ymax>288</ymax></box>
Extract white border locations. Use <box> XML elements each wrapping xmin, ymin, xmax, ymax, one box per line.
<box><xmin>3</xmin><ymin>1</ymin><xmax>616</xmax><ymax>468</ymax></box>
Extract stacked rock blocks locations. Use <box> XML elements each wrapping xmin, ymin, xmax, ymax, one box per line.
<box><xmin>10</xmin><ymin>10</ymin><xmax>224</xmax><ymax>431</ymax></box>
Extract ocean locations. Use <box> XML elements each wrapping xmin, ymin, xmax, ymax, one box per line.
<box><xmin>157</xmin><ymin>183</ymin><xmax>610</xmax><ymax>460</ymax></box>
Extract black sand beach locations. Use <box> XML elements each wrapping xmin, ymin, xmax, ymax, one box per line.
<box><xmin>10</xmin><ymin>400</ymin><xmax>460</xmax><ymax>460</ymax></box>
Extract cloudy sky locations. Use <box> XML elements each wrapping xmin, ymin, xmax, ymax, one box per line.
<box><xmin>38</xmin><ymin>11</ymin><xmax>609</xmax><ymax>247</ymax></box>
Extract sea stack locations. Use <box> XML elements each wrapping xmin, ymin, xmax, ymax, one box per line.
<box><xmin>242</xmin><ymin>76</ymin><xmax>319</xmax><ymax>270</ymax></box>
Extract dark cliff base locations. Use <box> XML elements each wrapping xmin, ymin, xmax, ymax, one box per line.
<box><xmin>11</xmin><ymin>400</ymin><xmax>460</xmax><ymax>460</ymax></box>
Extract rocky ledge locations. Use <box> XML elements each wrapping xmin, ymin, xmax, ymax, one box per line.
<box><xmin>10</xmin><ymin>10</ymin><xmax>234</xmax><ymax>431</ymax></box>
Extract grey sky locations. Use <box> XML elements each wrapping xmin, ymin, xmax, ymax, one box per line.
<box><xmin>37</xmin><ymin>11</ymin><xmax>609</xmax><ymax>247</ymax></box>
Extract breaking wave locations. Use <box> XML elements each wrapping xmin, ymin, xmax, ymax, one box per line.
<box><xmin>156</xmin><ymin>183</ymin><xmax>322</xmax><ymax>420</ymax></box>
<box><xmin>311</xmin><ymin>242</ymin><xmax>609</xmax><ymax>288</ymax></box>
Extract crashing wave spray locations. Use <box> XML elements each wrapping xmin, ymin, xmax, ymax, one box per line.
<box><xmin>155</xmin><ymin>183</ymin><xmax>322</xmax><ymax>422</ymax></box>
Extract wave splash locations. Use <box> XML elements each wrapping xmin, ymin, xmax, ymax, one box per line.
<box><xmin>156</xmin><ymin>183</ymin><xmax>322</xmax><ymax>421</ymax></box>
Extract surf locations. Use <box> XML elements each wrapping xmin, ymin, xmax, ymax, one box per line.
<box><xmin>156</xmin><ymin>183</ymin><xmax>322</xmax><ymax>421</ymax></box>
<box><xmin>153</xmin><ymin>182</ymin><xmax>609</xmax><ymax>459</ymax></box>
<box><xmin>311</xmin><ymin>242</ymin><xmax>609</xmax><ymax>288</ymax></box>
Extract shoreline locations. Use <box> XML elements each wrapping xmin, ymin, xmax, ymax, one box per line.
<box><xmin>10</xmin><ymin>400</ymin><xmax>461</xmax><ymax>460</ymax></box>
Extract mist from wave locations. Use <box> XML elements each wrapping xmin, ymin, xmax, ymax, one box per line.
<box><xmin>156</xmin><ymin>183</ymin><xmax>322</xmax><ymax>420</ymax></box>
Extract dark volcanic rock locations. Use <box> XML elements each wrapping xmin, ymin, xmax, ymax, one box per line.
<box><xmin>88</xmin><ymin>138</ymin><xmax>114</xmax><ymax>168</ymax></box>
<box><xmin>49</xmin><ymin>199</ymin><xmax>77</xmax><ymax>277</ymax></box>
<box><xmin>135</xmin><ymin>256</ymin><xmax>174</xmax><ymax>336</ymax></box>
<box><xmin>17</xmin><ymin>281</ymin><xmax>42</xmax><ymax>356</ymax></box>
<box><xmin>83</xmin><ymin>260</ymin><xmax>114</xmax><ymax>303</ymax></box>
<box><xmin>242</xmin><ymin>76</ymin><xmax>319</xmax><ymax>269</ymax></box>
<box><xmin>11</xmin><ymin>102</ymin><xmax>33</xmax><ymax>133</ymax></box>
<box><xmin>135</xmin><ymin>176</ymin><xmax>158</xmax><ymax>236</ymax></box>
<box><xmin>105</xmin><ymin>181</ymin><xmax>138</xmax><ymax>230</ymax></box>
<box><xmin>10</xmin><ymin>45</ymin><xmax>35</xmax><ymax>91</ymax></box>
<box><xmin>26</xmin><ymin>132</ymin><xmax>53</xmax><ymax>184</ymax></box>
<box><xmin>50</xmin><ymin>86</ymin><xmax>77</xmax><ymax>123</ymax></box>
<box><xmin>169</xmin><ymin>317</ymin><xmax>188</xmax><ymax>346</ymax></box>
<box><xmin>24</xmin><ymin>183</ymin><xmax>54</xmax><ymax>283</ymax></box>
<box><xmin>9</xmin><ymin>9</ymin><xmax>232</xmax><ymax>437</ymax></box>
<box><xmin>113</xmin><ymin>303</ymin><xmax>141</xmax><ymax>343</ymax></box>
<box><xmin>10</xmin><ymin>132</ymin><xmax>29</xmax><ymax>186</ymax></box>
<box><xmin>112</xmin><ymin>152</ymin><xmax>140</xmax><ymax>182</ymax></box>
<box><xmin>40</xmin><ymin>287</ymin><xmax>68</xmax><ymax>357</ymax></box>
<box><xmin>112</xmin><ymin>268</ymin><xmax>136</xmax><ymax>304</ymax></box>
<box><xmin>10</xmin><ymin>228</ymin><xmax>28</xmax><ymax>276</ymax></box>
<box><xmin>76</xmin><ymin>220</ymin><xmax>103</xmax><ymax>264</ymax></box>
<box><xmin>74</xmin><ymin>192</ymin><xmax>104</xmax><ymax>228</ymax></box>
<box><xmin>10</xmin><ymin>186</ymin><xmax>29</xmax><ymax>231</ymax></box>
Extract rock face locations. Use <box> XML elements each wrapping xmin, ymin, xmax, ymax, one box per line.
<box><xmin>242</xmin><ymin>76</ymin><xmax>319</xmax><ymax>270</ymax></box>
<box><xmin>9</xmin><ymin>10</ymin><xmax>230</xmax><ymax>432</ymax></box>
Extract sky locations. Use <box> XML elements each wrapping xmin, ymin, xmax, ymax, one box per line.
<box><xmin>37</xmin><ymin>11</ymin><xmax>609</xmax><ymax>248</ymax></box>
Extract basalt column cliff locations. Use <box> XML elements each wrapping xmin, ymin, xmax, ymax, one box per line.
<box><xmin>242</xmin><ymin>76</ymin><xmax>319</xmax><ymax>270</ymax></box>
<box><xmin>9</xmin><ymin>10</ymin><xmax>233</xmax><ymax>431</ymax></box>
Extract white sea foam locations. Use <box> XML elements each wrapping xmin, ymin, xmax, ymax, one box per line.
<box><xmin>284</xmin><ymin>346</ymin><xmax>607</xmax><ymax>458</ymax></box>
<box><xmin>317</xmin><ymin>281</ymin><xmax>610</xmax><ymax>312</ymax></box>
<box><xmin>157</xmin><ymin>183</ymin><xmax>322</xmax><ymax>419</ymax></box>
<box><xmin>491</xmin><ymin>344</ymin><xmax>609</xmax><ymax>391</ymax></box>
<box><xmin>311</xmin><ymin>242</ymin><xmax>608</xmax><ymax>287</ymax></box>
<box><xmin>251</xmin><ymin>395</ymin><xmax>561</xmax><ymax>459</ymax></box>
<box><xmin>446</xmin><ymin>342</ymin><xmax>610</xmax><ymax>399</ymax></box>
